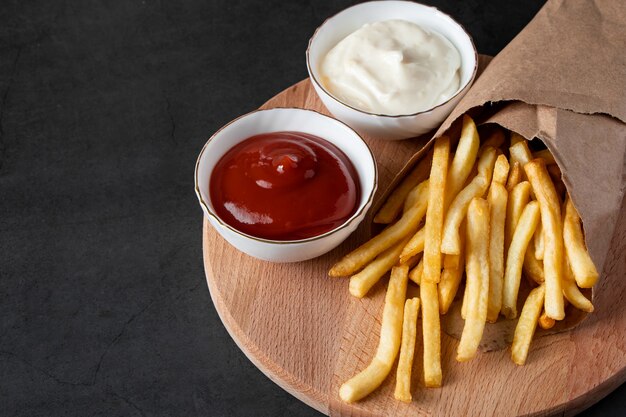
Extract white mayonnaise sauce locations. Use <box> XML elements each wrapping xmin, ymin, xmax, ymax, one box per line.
<box><xmin>320</xmin><ymin>19</ymin><xmax>462</xmax><ymax>115</ymax></box>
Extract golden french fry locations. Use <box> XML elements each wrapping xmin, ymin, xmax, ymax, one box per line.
<box><xmin>339</xmin><ymin>265</ymin><xmax>409</xmax><ymax>403</ymax></box>
<box><xmin>523</xmin><ymin>241</ymin><xmax>545</xmax><ymax>284</ymax></box>
<box><xmin>399</xmin><ymin>227</ymin><xmax>425</xmax><ymax>265</ymax></box>
<box><xmin>421</xmin><ymin>280</ymin><xmax>442</xmax><ymax>387</ymax></box>
<box><xmin>457</xmin><ymin>198</ymin><xmax>490</xmax><ymax>361</ymax></box>
<box><xmin>508</xmin><ymin>136</ymin><xmax>537</xmax><ymax>199</ymax></box>
<box><xmin>374</xmin><ymin>152</ymin><xmax>433</xmax><ymax>224</ymax></box>
<box><xmin>394</xmin><ymin>297</ymin><xmax>420</xmax><ymax>402</ymax></box>
<box><xmin>562</xmin><ymin>257</ymin><xmax>594</xmax><ymax>312</ymax></box>
<box><xmin>533</xmin><ymin>149</ymin><xmax>556</xmax><ymax>165</ymax></box>
<box><xmin>409</xmin><ymin>258</ymin><xmax>423</xmax><ymax>285</ymax></box>
<box><xmin>508</xmin><ymin>181</ymin><xmax>540</xmax><ymax>287</ymax></box>
<box><xmin>439</xmin><ymin>261</ymin><xmax>465</xmax><ymax>315</ymax></box>
<box><xmin>510</xmin><ymin>132</ymin><xmax>526</xmax><ymax>146</ymax></box>
<box><xmin>349</xmin><ymin>237</ymin><xmax>411</xmax><ymax>298</ymax></box>
<box><xmin>404</xmin><ymin>188</ymin><xmax>421</xmax><ymax>214</ymax></box>
<box><xmin>423</xmin><ymin>136</ymin><xmax>450</xmax><ymax>283</ymax></box>
<box><xmin>402</xmin><ymin>180</ymin><xmax>428</xmax><ymax>214</ymax></box>
<box><xmin>443</xmin><ymin>254</ymin><xmax>459</xmax><ymax>269</ymax></box>
<box><xmin>563</xmin><ymin>281</ymin><xmax>593</xmax><ymax>313</ymax></box>
<box><xmin>441</xmin><ymin>147</ymin><xmax>497</xmax><ymax>255</ymax></box>
<box><xmin>487</xmin><ymin>183</ymin><xmax>508</xmax><ymax>322</ymax></box>
<box><xmin>403</xmin><ymin>254</ymin><xmax>421</xmax><ymax>270</ymax></box>
<box><xmin>538</xmin><ymin>310</ymin><xmax>555</xmax><ymax>330</ymax></box>
<box><xmin>492</xmin><ymin>154</ymin><xmax>510</xmax><ymax>186</ymax></box>
<box><xmin>502</xmin><ymin>201</ymin><xmax>540</xmax><ymax>319</ymax></box>
<box><xmin>563</xmin><ymin>197</ymin><xmax>598</xmax><ymax>288</ymax></box>
<box><xmin>403</xmin><ymin>180</ymin><xmax>430</xmax><ymax>214</ymax></box>
<box><xmin>445</xmin><ymin>115</ymin><xmax>480</xmax><ymax>209</ymax></box>
<box><xmin>525</xmin><ymin>159</ymin><xmax>565</xmax><ymax>320</ymax></box>
<box><xmin>506</xmin><ymin>161</ymin><xmax>522</xmax><ymax>192</ymax></box>
<box><xmin>439</xmin><ymin>220</ymin><xmax>466</xmax><ymax>315</ymax></box>
<box><xmin>397</xmin><ymin>181</ymin><xmax>430</xmax><ymax>265</ymax></box>
<box><xmin>511</xmin><ymin>285</ymin><xmax>545</xmax><ymax>365</ymax></box>
<box><xmin>505</xmin><ymin>181</ymin><xmax>532</xmax><ymax>258</ymax></box>
<box><xmin>330</xmin><ymin>199</ymin><xmax>428</xmax><ymax>277</ymax></box>
<box><xmin>533</xmin><ymin>219</ymin><xmax>545</xmax><ymax>261</ymax></box>
<box><xmin>509</xmin><ymin>140</ymin><xmax>533</xmax><ymax>166</ymax></box>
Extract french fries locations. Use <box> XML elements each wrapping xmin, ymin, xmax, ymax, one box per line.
<box><xmin>349</xmin><ymin>237</ymin><xmax>410</xmax><ymax>298</ymax></box>
<box><xmin>506</xmin><ymin>162</ymin><xmax>522</xmax><ymax>192</ymax></box>
<box><xmin>525</xmin><ymin>159</ymin><xmax>565</xmax><ymax>320</ymax></box>
<box><xmin>403</xmin><ymin>180</ymin><xmax>429</xmax><ymax>213</ymax></box>
<box><xmin>502</xmin><ymin>201</ymin><xmax>540</xmax><ymax>318</ymax></box>
<box><xmin>399</xmin><ymin>227</ymin><xmax>425</xmax><ymax>265</ymax></box>
<box><xmin>533</xmin><ymin>149</ymin><xmax>556</xmax><ymax>165</ymax></box>
<box><xmin>562</xmin><ymin>257</ymin><xmax>594</xmax><ymax>312</ymax></box>
<box><xmin>491</xmin><ymin>154</ymin><xmax>510</xmax><ymax>186</ymax></box>
<box><xmin>423</xmin><ymin>136</ymin><xmax>450</xmax><ymax>283</ymax></box>
<box><xmin>510</xmin><ymin>132</ymin><xmax>526</xmax><ymax>146</ymax></box>
<box><xmin>511</xmin><ymin>285</ymin><xmax>545</xmax><ymax>365</ymax></box>
<box><xmin>457</xmin><ymin>198</ymin><xmax>490</xmax><ymax>361</ymax></box>
<box><xmin>332</xmin><ymin>115</ymin><xmax>600</xmax><ymax>405</ymax></box>
<box><xmin>403</xmin><ymin>254</ymin><xmax>421</xmax><ymax>269</ymax></box>
<box><xmin>421</xmin><ymin>280</ymin><xmax>442</xmax><ymax>387</ymax></box>
<box><xmin>509</xmin><ymin>140</ymin><xmax>533</xmax><ymax>166</ymax></box>
<box><xmin>409</xmin><ymin>258</ymin><xmax>423</xmax><ymax>285</ymax></box>
<box><xmin>441</xmin><ymin>147</ymin><xmax>496</xmax><ymax>255</ymax></box>
<box><xmin>487</xmin><ymin>182</ymin><xmax>508</xmax><ymax>322</ymax></box>
<box><xmin>439</xmin><ymin>220</ymin><xmax>466</xmax><ymax>315</ymax></box>
<box><xmin>538</xmin><ymin>310</ymin><xmax>555</xmax><ymax>330</ymax></box>
<box><xmin>397</xmin><ymin>181</ymin><xmax>430</xmax><ymax>265</ymax></box>
<box><xmin>330</xmin><ymin>196</ymin><xmax>427</xmax><ymax>277</ymax></box>
<box><xmin>339</xmin><ymin>265</ymin><xmax>409</xmax><ymax>403</ymax></box>
<box><xmin>505</xmin><ymin>181</ymin><xmax>532</xmax><ymax>251</ymax></box>
<box><xmin>443</xmin><ymin>254</ymin><xmax>460</xmax><ymax>269</ymax></box>
<box><xmin>533</xmin><ymin>220</ymin><xmax>545</xmax><ymax>260</ymax></box>
<box><xmin>563</xmin><ymin>197</ymin><xmax>599</xmax><ymax>288</ymax></box>
<box><xmin>374</xmin><ymin>152</ymin><xmax>432</xmax><ymax>224</ymax></box>
<box><xmin>394</xmin><ymin>297</ymin><xmax>420</xmax><ymax>402</ymax></box>
<box><xmin>523</xmin><ymin>242</ymin><xmax>545</xmax><ymax>284</ymax></box>
<box><xmin>445</xmin><ymin>115</ymin><xmax>480</xmax><ymax>209</ymax></box>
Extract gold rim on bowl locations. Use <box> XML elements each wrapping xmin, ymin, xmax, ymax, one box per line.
<box><xmin>194</xmin><ymin>107</ymin><xmax>379</xmax><ymax>245</ymax></box>
<box><xmin>305</xmin><ymin>0</ymin><xmax>479</xmax><ymax>118</ymax></box>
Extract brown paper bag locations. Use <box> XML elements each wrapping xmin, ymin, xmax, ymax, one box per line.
<box><xmin>389</xmin><ymin>0</ymin><xmax>626</xmax><ymax>350</ymax></box>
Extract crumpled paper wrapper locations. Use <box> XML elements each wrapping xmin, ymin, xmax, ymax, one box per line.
<box><xmin>385</xmin><ymin>0</ymin><xmax>626</xmax><ymax>350</ymax></box>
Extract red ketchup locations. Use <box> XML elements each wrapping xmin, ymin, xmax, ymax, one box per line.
<box><xmin>210</xmin><ymin>131</ymin><xmax>361</xmax><ymax>240</ymax></box>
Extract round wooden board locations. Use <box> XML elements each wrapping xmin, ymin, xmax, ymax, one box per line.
<box><xmin>202</xmin><ymin>70</ymin><xmax>626</xmax><ymax>416</ymax></box>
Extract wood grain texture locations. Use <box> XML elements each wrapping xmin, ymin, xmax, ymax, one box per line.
<box><xmin>202</xmin><ymin>63</ymin><xmax>626</xmax><ymax>416</ymax></box>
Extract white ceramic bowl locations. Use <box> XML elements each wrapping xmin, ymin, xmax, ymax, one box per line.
<box><xmin>306</xmin><ymin>1</ymin><xmax>477</xmax><ymax>140</ymax></box>
<box><xmin>195</xmin><ymin>108</ymin><xmax>377</xmax><ymax>263</ymax></box>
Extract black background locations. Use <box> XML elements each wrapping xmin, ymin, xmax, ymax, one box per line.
<box><xmin>0</xmin><ymin>1</ymin><xmax>624</xmax><ymax>416</ymax></box>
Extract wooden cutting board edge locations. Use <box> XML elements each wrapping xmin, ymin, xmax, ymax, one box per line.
<box><xmin>203</xmin><ymin>230</ymin><xmax>329</xmax><ymax>414</ymax></box>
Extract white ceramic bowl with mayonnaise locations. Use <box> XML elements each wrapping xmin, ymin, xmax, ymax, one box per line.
<box><xmin>195</xmin><ymin>108</ymin><xmax>377</xmax><ymax>263</ymax></box>
<box><xmin>306</xmin><ymin>1</ymin><xmax>478</xmax><ymax>140</ymax></box>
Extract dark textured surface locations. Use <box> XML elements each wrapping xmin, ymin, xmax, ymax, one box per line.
<box><xmin>0</xmin><ymin>1</ymin><xmax>623</xmax><ymax>416</ymax></box>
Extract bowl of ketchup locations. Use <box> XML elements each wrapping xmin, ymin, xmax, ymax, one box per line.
<box><xmin>195</xmin><ymin>108</ymin><xmax>377</xmax><ymax>262</ymax></box>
